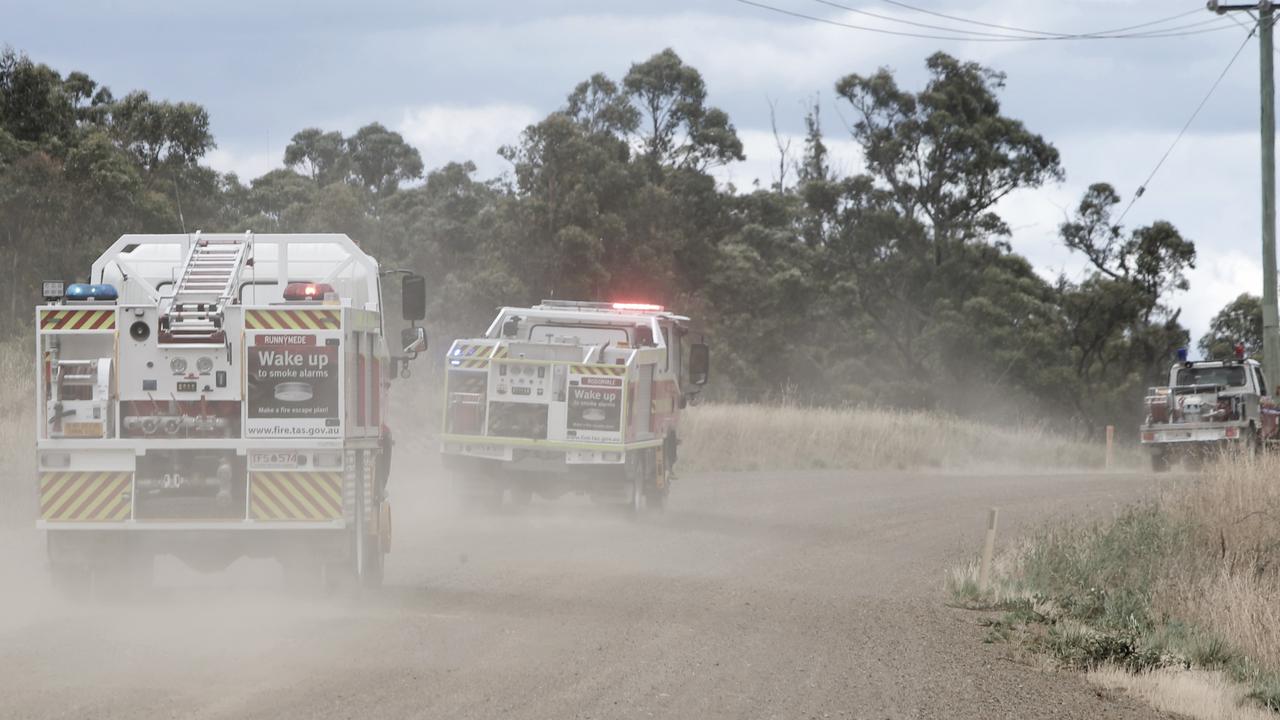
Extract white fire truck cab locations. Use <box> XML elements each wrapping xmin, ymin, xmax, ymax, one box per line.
<box><xmin>36</xmin><ymin>232</ymin><xmax>427</xmax><ymax>592</ymax></box>
<box><xmin>1140</xmin><ymin>350</ymin><xmax>1267</xmax><ymax>471</ymax></box>
<box><xmin>440</xmin><ymin>301</ymin><xmax>709</xmax><ymax>512</ymax></box>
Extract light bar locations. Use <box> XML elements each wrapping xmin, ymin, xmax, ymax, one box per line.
<box><xmin>611</xmin><ymin>302</ymin><xmax>664</xmax><ymax>312</ymax></box>
<box><xmin>283</xmin><ymin>282</ymin><xmax>337</xmax><ymax>302</ymax></box>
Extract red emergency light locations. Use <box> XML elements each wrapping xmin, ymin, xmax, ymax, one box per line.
<box><xmin>283</xmin><ymin>282</ymin><xmax>336</xmax><ymax>302</ymax></box>
<box><xmin>612</xmin><ymin>302</ymin><xmax>664</xmax><ymax>312</ymax></box>
<box><xmin>1235</xmin><ymin>342</ymin><xmax>1247</xmax><ymax>360</ymax></box>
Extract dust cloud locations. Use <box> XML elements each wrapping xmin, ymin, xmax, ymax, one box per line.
<box><xmin>0</xmin><ymin>440</ymin><xmax>720</xmax><ymax>718</ymax></box>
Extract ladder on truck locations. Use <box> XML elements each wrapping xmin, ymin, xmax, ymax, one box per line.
<box><xmin>158</xmin><ymin>231</ymin><xmax>252</xmax><ymax>345</ymax></box>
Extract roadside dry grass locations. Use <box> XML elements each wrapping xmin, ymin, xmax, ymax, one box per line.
<box><xmin>0</xmin><ymin>339</ymin><xmax>34</xmax><ymax>526</ymax></box>
<box><xmin>680</xmin><ymin>402</ymin><xmax>1124</xmax><ymax>472</ymax></box>
<box><xmin>952</xmin><ymin>453</ymin><xmax>1280</xmax><ymax>717</ymax></box>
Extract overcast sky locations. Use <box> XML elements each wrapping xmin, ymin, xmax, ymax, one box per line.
<box><xmin>4</xmin><ymin>0</ymin><xmax>1269</xmax><ymax>348</ymax></box>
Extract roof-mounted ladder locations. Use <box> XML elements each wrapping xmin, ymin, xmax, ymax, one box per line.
<box><xmin>159</xmin><ymin>231</ymin><xmax>252</xmax><ymax>346</ymax></box>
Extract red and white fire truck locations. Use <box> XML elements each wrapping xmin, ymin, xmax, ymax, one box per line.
<box><xmin>36</xmin><ymin>232</ymin><xmax>427</xmax><ymax>592</ymax></box>
<box><xmin>440</xmin><ymin>301</ymin><xmax>709</xmax><ymax>512</ymax></box>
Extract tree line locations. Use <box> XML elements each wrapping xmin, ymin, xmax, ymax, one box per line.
<box><xmin>0</xmin><ymin>46</ymin><xmax>1258</xmax><ymax>435</ymax></box>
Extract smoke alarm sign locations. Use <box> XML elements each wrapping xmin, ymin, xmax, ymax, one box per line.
<box><xmin>246</xmin><ymin>333</ymin><xmax>341</xmax><ymax>437</ymax></box>
<box><xmin>566</xmin><ymin>373</ymin><xmax>623</xmax><ymax>442</ymax></box>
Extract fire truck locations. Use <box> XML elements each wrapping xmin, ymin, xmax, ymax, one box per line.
<box><xmin>1140</xmin><ymin>347</ymin><xmax>1267</xmax><ymax>471</ymax></box>
<box><xmin>36</xmin><ymin>232</ymin><xmax>427</xmax><ymax>592</ymax></box>
<box><xmin>440</xmin><ymin>301</ymin><xmax>709</xmax><ymax>512</ymax></box>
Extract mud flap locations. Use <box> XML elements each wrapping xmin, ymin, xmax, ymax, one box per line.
<box><xmin>378</xmin><ymin>500</ymin><xmax>392</xmax><ymax>554</ymax></box>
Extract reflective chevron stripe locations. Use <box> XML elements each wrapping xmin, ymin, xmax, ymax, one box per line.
<box><xmin>244</xmin><ymin>309</ymin><xmax>341</xmax><ymax>331</ymax></box>
<box><xmin>39</xmin><ymin>309</ymin><xmax>116</xmax><ymax>332</ymax></box>
<box><xmin>39</xmin><ymin>472</ymin><xmax>131</xmax><ymax>522</ymax></box>
<box><xmin>569</xmin><ymin>365</ymin><xmax>627</xmax><ymax>376</ymax></box>
<box><xmin>250</xmin><ymin>472</ymin><xmax>343</xmax><ymax>521</ymax></box>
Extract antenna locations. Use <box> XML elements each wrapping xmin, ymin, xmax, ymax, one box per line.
<box><xmin>172</xmin><ymin>177</ymin><xmax>187</xmax><ymax>233</ymax></box>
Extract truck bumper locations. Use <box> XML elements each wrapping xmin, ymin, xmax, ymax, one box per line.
<box><xmin>1140</xmin><ymin>423</ymin><xmax>1246</xmax><ymax>445</ymax></box>
<box><xmin>441</xmin><ymin>434</ymin><xmax>661</xmax><ymax>467</ymax></box>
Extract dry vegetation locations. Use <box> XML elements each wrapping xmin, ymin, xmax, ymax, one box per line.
<box><xmin>0</xmin><ymin>339</ymin><xmax>34</xmax><ymax>526</ymax></box>
<box><xmin>680</xmin><ymin>402</ymin><xmax>1121</xmax><ymax>472</ymax></box>
<box><xmin>953</xmin><ymin>454</ymin><xmax>1280</xmax><ymax>717</ymax></box>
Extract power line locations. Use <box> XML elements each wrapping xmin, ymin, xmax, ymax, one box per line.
<box><xmin>807</xmin><ymin>0</ymin><xmax>1231</xmax><ymax>40</ymax></box>
<box><xmin>871</xmin><ymin>0</ymin><xmax>1205</xmax><ymax>39</ymax></box>
<box><xmin>736</xmin><ymin>0</ymin><xmax>1239</xmax><ymax>42</ymax></box>
<box><xmin>1116</xmin><ymin>21</ymin><xmax>1258</xmax><ymax>226</ymax></box>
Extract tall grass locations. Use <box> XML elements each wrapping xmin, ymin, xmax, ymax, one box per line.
<box><xmin>680</xmin><ymin>402</ymin><xmax>1121</xmax><ymax>472</ymax></box>
<box><xmin>955</xmin><ymin>453</ymin><xmax>1280</xmax><ymax>715</ymax></box>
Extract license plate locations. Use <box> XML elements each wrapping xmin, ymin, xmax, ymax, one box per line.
<box><xmin>176</xmin><ymin>381</ymin><xmax>197</xmax><ymax>392</ymax></box>
<box><xmin>251</xmin><ymin>451</ymin><xmax>298</xmax><ymax>469</ymax></box>
<box><xmin>62</xmin><ymin>421</ymin><xmax>103</xmax><ymax>438</ymax></box>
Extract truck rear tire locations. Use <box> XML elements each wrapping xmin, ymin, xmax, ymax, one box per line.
<box><xmin>1150</xmin><ymin>452</ymin><xmax>1171</xmax><ymax>473</ymax></box>
<box><xmin>49</xmin><ymin>562</ymin><xmax>92</xmax><ymax>600</ymax></box>
<box><xmin>510</xmin><ymin>485</ymin><xmax>533</xmax><ymax>507</ymax></box>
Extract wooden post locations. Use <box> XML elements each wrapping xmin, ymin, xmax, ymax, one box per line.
<box><xmin>978</xmin><ymin>507</ymin><xmax>999</xmax><ymax>594</ymax></box>
<box><xmin>1105</xmin><ymin>425</ymin><xmax>1115</xmax><ymax>470</ymax></box>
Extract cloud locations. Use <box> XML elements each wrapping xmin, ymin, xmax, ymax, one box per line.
<box><xmin>398</xmin><ymin>103</ymin><xmax>542</xmax><ymax>179</ymax></box>
<box><xmin>204</xmin><ymin>145</ymin><xmax>281</xmax><ymax>182</ymax></box>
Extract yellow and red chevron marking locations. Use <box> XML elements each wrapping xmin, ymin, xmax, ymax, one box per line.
<box><xmin>492</xmin><ymin>346</ymin><xmax>510</xmax><ymax>359</ymax></box>
<box><xmin>245</xmin><ymin>309</ymin><xmax>341</xmax><ymax>331</ymax></box>
<box><xmin>250</xmin><ymin>471</ymin><xmax>343</xmax><ymax>521</ymax></box>
<box><xmin>40</xmin><ymin>472</ymin><xmax>131</xmax><ymax>522</ymax></box>
<box><xmin>452</xmin><ymin>343</ymin><xmax>496</xmax><ymax>369</ymax></box>
<box><xmin>570</xmin><ymin>364</ymin><xmax>628</xmax><ymax>376</ymax></box>
<box><xmin>39</xmin><ymin>309</ymin><xmax>116</xmax><ymax>332</ymax></box>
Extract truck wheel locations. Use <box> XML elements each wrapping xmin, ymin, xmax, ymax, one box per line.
<box><xmin>361</xmin><ymin>539</ymin><xmax>385</xmax><ymax>589</ymax></box>
<box><xmin>49</xmin><ymin>562</ymin><xmax>92</xmax><ymax>601</ymax></box>
<box><xmin>510</xmin><ymin>485</ymin><xmax>533</xmax><ymax>507</ymax></box>
<box><xmin>95</xmin><ymin>548</ymin><xmax>154</xmax><ymax>600</ymax></box>
<box><xmin>628</xmin><ymin>470</ymin><xmax>646</xmax><ymax>517</ymax></box>
<box><xmin>1150</xmin><ymin>452</ymin><xmax>1171</xmax><ymax>473</ymax></box>
<box><xmin>460</xmin><ymin>485</ymin><xmax>504</xmax><ymax>513</ymax></box>
<box><xmin>644</xmin><ymin>449</ymin><xmax>668</xmax><ymax>513</ymax></box>
<box><xmin>455</xmin><ymin>470</ymin><xmax>504</xmax><ymax>513</ymax></box>
<box><xmin>1247</xmin><ymin>424</ymin><xmax>1262</xmax><ymax>455</ymax></box>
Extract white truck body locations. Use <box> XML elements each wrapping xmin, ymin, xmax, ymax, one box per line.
<box><xmin>36</xmin><ymin>232</ymin><xmax>425</xmax><ymax>587</ymax></box>
<box><xmin>440</xmin><ymin>301</ymin><xmax>707</xmax><ymax>511</ymax></box>
<box><xmin>1139</xmin><ymin>358</ymin><xmax>1266</xmax><ymax>470</ymax></box>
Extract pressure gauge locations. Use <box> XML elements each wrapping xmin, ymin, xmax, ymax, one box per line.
<box><xmin>170</xmin><ymin>357</ymin><xmax>188</xmax><ymax>374</ymax></box>
<box><xmin>197</xmin><ymin>356</ymin><xmax>214</xmax><ymax>374</ymax></box>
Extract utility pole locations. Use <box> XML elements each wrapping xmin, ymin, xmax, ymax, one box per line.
<box><xmin>1210</xmin><ymin>1</ymin><xmax>1280</xmax><ymax>389</ymax></box>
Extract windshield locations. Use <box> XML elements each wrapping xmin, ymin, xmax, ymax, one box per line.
<box><xmin>526</xmin><ymin>324</ymin><xmax>630</xmax><ymax>346</ymax></box>
<box><xmin>1175</xmin><ymin>365</ymin><xmax>1246</xmax><ymax>388</ymax></box>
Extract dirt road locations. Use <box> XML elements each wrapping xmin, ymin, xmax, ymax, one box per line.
<box><xmin>0</xmin><ymin>469</ymin><xmax>1172</xmax><ymax>720</ymax></box>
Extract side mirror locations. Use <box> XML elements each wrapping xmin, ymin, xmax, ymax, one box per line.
<box><xmin>634</xmin><ymin>325</ymin><xmax>654</xmax><ymax>347</ymax></box>
<box><xmin>689</xmin><ymin>343</ymin><xmax>709</xmax><ymax>386</ymax></box>
<box><xmin>502</xmin><ymin>316</ymin><xmax>521</xmax><ymax>339</ymax></box>
<box><xmin>402</xmin><ymin>274</ymin><xmax>426</xmax><ymax>322</ymax></box>
<box><xmin>401</xmin><ymin>326</ymin><xmax>427</xmax><ymax>356</ymax></box>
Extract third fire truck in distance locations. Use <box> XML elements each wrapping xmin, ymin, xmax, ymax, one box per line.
<box><xmin>440</xmin><ymin>301</ymin><xmax>709</xmax><ymax>512</ymax></box>
<box><xmin>1140</xmin><ymin>347</ymin><xmax>1267</xmax><ymax>471</ymax></box>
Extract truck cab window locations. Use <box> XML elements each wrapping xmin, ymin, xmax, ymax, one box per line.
<box><xmin>1175</xmin><ymin>366</ymin><xmax>1246</xmax><ymax>387</ymax></box>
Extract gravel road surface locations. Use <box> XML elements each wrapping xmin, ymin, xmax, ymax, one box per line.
<box><xmin>0</xmin><ymin>468</ymin><xmax>1175</xmax><ymax>719</ymax></box>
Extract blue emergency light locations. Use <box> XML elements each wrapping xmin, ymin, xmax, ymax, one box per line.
<box><xmin>1176</xmin><ymin>347</ymin><xmax>1189</xmax><ymax>362</ymax></box>
<box><xmin>65</xmin><ymin>283</ymin><xmax>119</xmax><ymax>302</ymax></box>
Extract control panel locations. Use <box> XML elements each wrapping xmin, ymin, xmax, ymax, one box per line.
<box><xmin>118</xmin><ymin>306</ymin><xmax>242</xmax><ymax>402</ymax></box>
<box><xmin>490</xmin><ymin>361</ymin><xmax>563</xmax><ymax>403</ymax></box>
